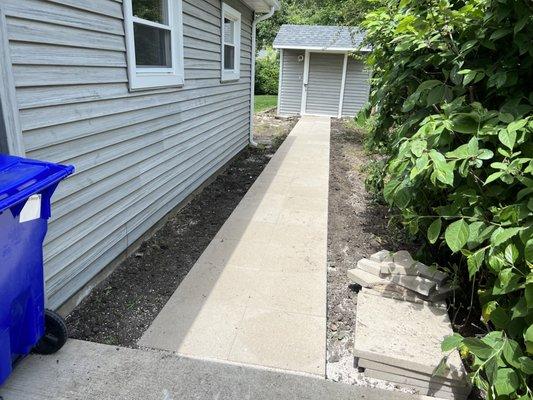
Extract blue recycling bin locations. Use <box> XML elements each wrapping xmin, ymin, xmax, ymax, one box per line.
<box><xmin>0</xmin><ymin>154</ymin><xmax>73</xmax><ymax>385</ymax></box>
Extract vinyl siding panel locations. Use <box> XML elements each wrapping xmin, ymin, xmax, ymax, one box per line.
<box><xmin>278</xmin><ymin>49</ymin><xmax>304</xmax><ymax>116</ymax></box>
<box><xmin>342</xmin><ymin>58</ymin><xmax>371</xmax><ymax>117</ymax></box>
<box><xmin>305</xmin><ymin>53</ymin><xmax>344</xmax><ymax>116</ymax></box>
<box><xmin>2</xmin><ymin>0</ymin><xmax>254</xmax><ymax>309</ymax></box>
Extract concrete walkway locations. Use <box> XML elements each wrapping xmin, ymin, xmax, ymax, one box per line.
<box><xmin>139</xmin><ymin>115</ymin><xmax>330</xmax><ymax>376</ymax></box>
<box><xmin>0</xmin><ymin>340</ymin><xmax>430</xmax><ymax>400</ymax></box>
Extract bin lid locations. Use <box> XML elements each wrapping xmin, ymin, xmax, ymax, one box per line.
<box><xmin>0</xmin><ymin>154</ymin><xmax>74</xmax><ymax>213</ymax></box>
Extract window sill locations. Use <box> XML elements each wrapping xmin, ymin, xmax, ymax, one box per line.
<box><xmin>129</xmin><ymin>73</ymin><xmax>185</xmax><ymax>91</ymax></box>
<box><xmin>221</xmin><ymin>71</ymin><xmax>240</xmax><ymax>83</ymax></box>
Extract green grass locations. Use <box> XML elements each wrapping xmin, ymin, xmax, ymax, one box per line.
<box><xmin>254</xmin><ymin>95</ymin><xmax>277</xmax><ymax>113</ymax></box>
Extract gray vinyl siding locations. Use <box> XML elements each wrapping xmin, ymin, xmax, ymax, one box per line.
<box><xmin>342</xmin><ymin>58</ymin><xmax>371</xmax><ymax>116</ymax></box>
<box><xmin>1</xmin><ymin>0</ymin><xmax>254</xmax><ymax>309</ymax></box>
<box><xmin>278</xmin><ymin>49</ymin><xmax>304</xmax><ymax>116</ymax></box>
<box><xmin>305</xmin><ymin>53</ymin><xmax>344</xmax><ymax>116</ymax></box>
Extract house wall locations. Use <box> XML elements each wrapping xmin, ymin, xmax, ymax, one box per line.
<box><xmin>0</xmin><ymin>0</ymin><xmax>254</xmax><ymax>309</ymax></box>
<box><xmin>278</xmin><ymin>49</ymin><xmax>304</xmax><ymax>116</ymax></box>
<box><xmin>342</xmin><ymin>57</ymin><xmax>371</xmax><ymax>116</ymax></box>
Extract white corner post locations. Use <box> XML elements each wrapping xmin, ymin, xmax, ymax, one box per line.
<box><xmin>0</xmin><ymin>9</ymin><xmax>25</xmax><ymax>156</ymax></box>
<box><xmin>276</xmin><ymin>48</ymin><xmax>283</xmax><ymax>115</ymax></box>
<box><xmin>338</xmin><ymin>52</ymin><xmax>348</xmax><ymax>118</ymax></box>
<box><xmin>250</xmin><ymin>5</ymin><xmax>277</xmax><ymax>146</ymax></box>
<box><xmin>300</xmin><ymin>50</ymin><xmax>310</xmax><ymax>115</ymax></box>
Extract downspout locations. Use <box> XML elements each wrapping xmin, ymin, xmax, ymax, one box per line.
<box><xmin>249</xmin><ymin>4</ymin><xmax>277</xmax><ymax>146</ymax></box>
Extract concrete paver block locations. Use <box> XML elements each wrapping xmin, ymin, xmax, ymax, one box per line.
<box><xmin>393</xmin><ymin>250</ymin><xmax>414</xmax><ymax>268</ymax></box>
<box><xmin>357</xmin><ymin>258</ymin><xmax>383</xmax><ymax>276</ymax></box>
<box><xmin>365</xmin><ymin>369</ymin><xmax>469</xmax><ymax>400</ymax></box>
<box><xmin>348</xmin><ymin>266</ymin><xmax>436</xmax><ymax>297</ymax></box>
<box><xmin>228</xmin><ymin>307</ymin><xmax>326</xmax><ymax>376</ymax></box>
<box><xmin>363</xmin><ymin>288</ymin><xmax>445</xmax><ymax>308</ymax></box>
<box><xmin>369</xmin><ymin>250</ymin><xmax>393</xmax><ymax>263</ymax></box>
<box><xmin>364</xmin><ymin>368</ymin><xmax>470</xmax><ymax>391</ymax></box>
<box><xmin>387</xmin><ymin>273</ymin><xmax>436</xmax><ymax>296</ymax></box>
<box><xmin>353</xmin><ymin>291</ymin><xmax>467</xmax><ymax>380</ymax></box>
<box><xmin>358</xmin><ymin>358</ymin><xmax>470</xmax><ymax>386</ymax></box>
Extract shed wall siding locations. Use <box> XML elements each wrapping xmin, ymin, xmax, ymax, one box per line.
<box><xmin>1</xmin><ymin>0</ymin><xmax>253</xmax><ymax>309</ymax></box>
<box><xmin>342</xmin><ymin>58</ymin><xmax>370</xmax><ymax>116</ymax></box>
<box><xmin>278</xmin><ymin>49</ymin><xmax>304</xmax><ymax>116</ymax></box>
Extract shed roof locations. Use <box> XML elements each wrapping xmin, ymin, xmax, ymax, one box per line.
<box><xmin>273</xmin><ymin>24</ymin><xmax>368</xmax><ymax>51</ymax></box>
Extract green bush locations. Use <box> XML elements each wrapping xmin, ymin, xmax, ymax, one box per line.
<box><xmin>255</xmin><ymin>48</ymin><xmax>279</xmax><ymax>95</ymax></box>
<box><xmin>361</xmin><ymin>0</ymin><xmax>533</xmax><ymax>398</ymax></box>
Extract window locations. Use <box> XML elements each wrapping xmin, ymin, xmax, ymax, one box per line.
<box><xmin>124</xmin><ymin>0</ymin><xmax>184</xmax><ymax>90</ymax></box>
<box><xmin>221</xmin><ymin>4</ymin><xmax>241</xmax><ymax>82</ymax></box>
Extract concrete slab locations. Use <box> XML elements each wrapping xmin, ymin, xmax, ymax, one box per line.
<box><xmin>0</xmin><ymin>340</ymin><xmax>438</xmax><ymax>400</ymax></box>
<box><xmin>365</xmin><ymin>370</ymin><xmax>469</xmax><ymax>400</ymax></box>
<box><xmin>364</xmin><ymin>368</ymin><xmax>471</xmax><ymax>392</ymax></box>
<box><xmin>353</xmin><ymin>291</ymin><xmax>467</xmax><ymax>380</ymax></box>
<box><xmin>139</xmin><ymin>116</ymin><xmax>330</xmax><ymax>376</ymax></box>
<box><xmin>358</xmin><ymin>358</ymin><xmax>469</xmax><ymax>386</ymax></box>
<box><xmin>357</xmin><ymin>258</ymin><xmax>383</xmax><ymax>276</ymax></box>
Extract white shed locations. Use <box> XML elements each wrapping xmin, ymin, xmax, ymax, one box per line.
<box><xmin>273</xmin><ymin>25</ymin><xmax>371</xmax><ymax>118</ymax></box>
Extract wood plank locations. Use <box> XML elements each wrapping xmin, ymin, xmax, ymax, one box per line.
<box><xmin>46</xmin><ymin>0</ymin><xmax>124</xmax><ymax>19</ymax></box>
<box><xmin>10</xmin><ymin>42</ymin><xmax>126</xmax><ymax>67</ymax></box>
<box><xmin>13</xmin><ymin>65</ymin><xmax>127</xmax><ymax>87</ymax></box>
<box><xmin>7</xmin><ymin>17</ymin><xmax>125</xmax><ymax>51</ymax></box>
<box><xmin>3</xmin><ymin>0</ymin><xmax>124</xmax><ymax>35</ymax></box>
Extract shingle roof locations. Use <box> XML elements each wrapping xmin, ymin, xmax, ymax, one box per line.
<box><xmin>273</xmin><ymin>25</ymin><xmax>368</xmax><ymax>51</ymax></box>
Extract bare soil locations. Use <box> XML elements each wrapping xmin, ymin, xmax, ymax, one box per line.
<box><xmin>326</xmin><ymin>119</ymin><xmax>416</xmax><ymax>388</ymax></box>
<box><xmin>66</xmin><ymin>112</ymin><xmax>298</xmax><ymax>347</ymax></box>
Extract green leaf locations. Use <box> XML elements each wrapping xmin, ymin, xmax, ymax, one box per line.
<box><xmin>445</xmin><ymin>219</ymin><xmax>469</xmax><ymax>253</ymax></box>
<box><xmin>490</xmin><ymin>28</ymin><xmax>512</xmax><ymax>40</ymax></box>
<box><xmin>498</xmin><ymin>129</ymin><xmax>517</xmax><ymax>150</ymax></box>
<box><xmin>427</xmin><ymin>85</ymin><xmax>445</xmax><ymax>106</ymax></box>
<box><xmin>491</xmin><ymin>227</ymin><xmax>523</xmax><ymax>247</ymax></box>
<box><xmin>502</xmin><ymin>339</ymin><xmax>523</xmax><ymax>369</ymax></box>
<box><xmin>525</xmin><ymin>325</ymin><xmax>533</xmax><ymax>354</ymax></box>
<box><xmin>467</xmin><ymin>248</ymin><xmax>485</xmax><ymax>279</ymax></box>
<box><xmin>490</xmin><ymin>307</ymin><xmax>509</xmax><ymax>329</ymax></box>
<box><xmin>504</xmin><ymin>243</ymin><xmax>519</xmax><ymax>264</ymax></box>
<box><xmin>507</xmin><ymin>119</ymin><xmax>527</xmax><ymax>132</ymax></box>
<box><xmin>526</xmin><ymin>284</ymin><xmax>533</xmax><ymax>309</ymax></box>
<box><xmin>519</xmin><ymin>356</ymin><xmax>533</xmax><ymax>374</ymax></box>
<box><xmin>441</xmin><ymin>333</ymin><xmax>463</xmax><ymax>352</ymax></box>
<box><xmin>463</xmin><ymin>70</ymin><xmax>477</xmax><ymax>86</ymax></box>
<box><xmin>410</xmin><ymin>139</ymin><xmax>427</xmax><ymax>157</ymax></box>
<box><xmin>463</xmin><ymin>337</ymin><xmax>494</xmax><ymax>359</ymax></box>
<box><xmin>451</xmin><ymin>113</ymin><xmax>479</xmax><ymax>134</ymax></box>
<box><xmin>494</xmin><ymin>368</ymin><xmax>519</xmax><ymax>396</ymax></box>
<box><xmin>427</xmin><ymin>218</ymin><xmax>442</xmax><ymax>244</ymax></box>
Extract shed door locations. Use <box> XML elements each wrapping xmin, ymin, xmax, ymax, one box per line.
<box><xmin>305</xmin><ymin>53</ymin><xmax>344</xmax><ymax>116</ymax></box>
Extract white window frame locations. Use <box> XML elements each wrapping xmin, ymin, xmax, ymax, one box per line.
<box><xmin>221</xmin><ymin>3</ymin><xmax>241</xmax><ymax>82</ymax></box>
<box><xmin>123</xmin><ymin>0</ymin><xmax>184</xmax><ymax>91</ymax></box>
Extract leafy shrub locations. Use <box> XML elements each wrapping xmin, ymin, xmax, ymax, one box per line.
<box><xmin>361</xmin><ymin>0</ymin><xmax>533</xmax><ymax>398</ymax></box>
<box><xmin>255</xmin><ymin>48</ymin><xmax>279</xmax><ymax>95</ymax></box>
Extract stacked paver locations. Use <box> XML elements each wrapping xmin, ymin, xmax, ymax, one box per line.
<box><xmin>348</xmin><ymin>250</ymin><xmax>452</xmax><ymax>305</ymax></box>
<box><xmin>349</xmin><ymin>251</ymin><xmax>471</xmax><ymax>399</ymax></box>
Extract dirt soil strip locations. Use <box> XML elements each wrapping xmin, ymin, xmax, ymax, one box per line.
<box><xmin>67</xmin><ymin>114</ymin><xmax>297</xmax><ymax>347</ymax></box>
<box><xmin>326</xmin><ymin>119</ymin><xmax>416</xmax><ymax>391</ymax></box>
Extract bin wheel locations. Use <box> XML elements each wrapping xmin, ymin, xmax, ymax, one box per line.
<box><xmin>33</xmin><ymin>309</ymin><xmax>68</xmax><ymax>355</ymax></box>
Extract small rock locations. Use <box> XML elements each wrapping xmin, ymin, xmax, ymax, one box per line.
<box><xmin>328</xmin><ymin>353</ymin><xmax>341</xmax><ymax>363</ymax></box>
<box><xmin>331</xmin><ymin>324</ymin><xmax>338</xmax><ymax>332</ymax></box>
<box><xmin>134</xmin><ymin>252</ymin><xmax>144</xmax><ymax>258</ymax></box>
